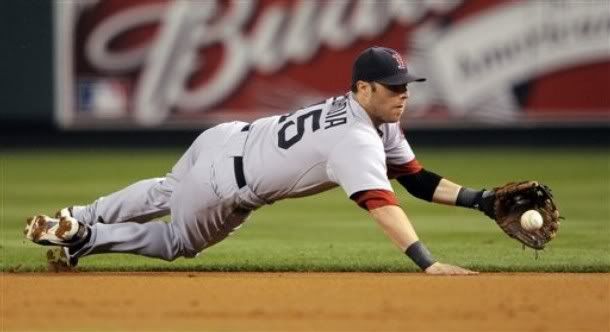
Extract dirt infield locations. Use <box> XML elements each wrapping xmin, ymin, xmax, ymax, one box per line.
<box><xmin>1</xmin><ymin>273</ymin><xmax>608</xmax><ymax>332</ymax></box>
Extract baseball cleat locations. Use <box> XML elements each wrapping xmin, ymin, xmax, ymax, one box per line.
<box><xmin>24</xmin><ymin>215</ymin><xmax>89</xmax><ymax>247</ymax></box>
<box><xmin>55</xmin><ymin>207</ymin><xmax>73</xmax><ymax>218</ymax></box>
<box><xmin>55</xmin><ymin>205</ymin><xmax>85</xmax><ymax>219</ymax></box>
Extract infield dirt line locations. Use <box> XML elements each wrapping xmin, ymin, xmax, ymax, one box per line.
<box><xmin>2</xmin><ymin>273</ymin><xmax>609</xmax><ymax>332</ymax></box>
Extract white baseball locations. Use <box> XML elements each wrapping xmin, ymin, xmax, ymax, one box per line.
<box><xmin>520</xmin><ymin>210</ymin><xmax>543</xmax><ymax>231</ymax></box>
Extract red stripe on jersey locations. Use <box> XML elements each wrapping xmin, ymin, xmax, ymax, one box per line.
<box><xmin>350</xmin><ymin>190</ymin><xmax>399</xmax><ymax>210</ymax></box>
<box><xmin>387</xmin><ymin>159</ymin><xmax>423</xmax><ymax>179</ymax></box>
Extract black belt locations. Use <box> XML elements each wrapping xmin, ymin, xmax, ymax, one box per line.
<box><xmin>234</xmin><ymin>124</ymin><xmax>250</xmax><ymax>189</ymax></box>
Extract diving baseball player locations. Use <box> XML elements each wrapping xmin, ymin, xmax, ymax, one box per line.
<box><xmin>25</xmin><ymin>47</ymin><xmax>509</xmax><ymax>275</ymax></box>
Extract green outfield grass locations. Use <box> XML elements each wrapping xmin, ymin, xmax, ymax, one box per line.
<box><xmin>1</xmin><ymin>147</ymin><xmax>608</xmax><ymax>272</ymax></box>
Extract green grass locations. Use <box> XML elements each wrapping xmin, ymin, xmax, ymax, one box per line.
<box><xmin>1</xmin><ymin>148</ymin><xmax>608</xmax><ymax>272</ymax></box>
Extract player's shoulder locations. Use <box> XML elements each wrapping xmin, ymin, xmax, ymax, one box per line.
<box><xmin>332</xmin><ymin>122</ymin><xmax>384</xmax><ymax>154</ymax></box>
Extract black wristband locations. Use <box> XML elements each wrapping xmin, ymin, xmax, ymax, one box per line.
<box><xmin>405</xmin><ymin>241</ymin><xmax>436</xmax><ymax>271</ymax></box>
<box><xmin>455</xmin><ymin>187</ymin><xmax>484</xmax><ymax>208</ymax></box>
<box><xmin>457</xmin><ymin>188</ymin><xmax>496</xmax><ymax>219</ymax></box>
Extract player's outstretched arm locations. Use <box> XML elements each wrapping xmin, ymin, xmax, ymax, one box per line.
<box><xmin>394</xmin><ymin>167</ymin><xmax>495</xmax><ymax>218</ymax></box>
<box><xmin>430</xmin><ymin>178</ymin><xmax>462</xmax><ymax>205</ymax></box>
<box><xmin>432</xmin><ymin>178</ymin><xmax>495</xmax><ymax>218</ymax></box>
<box><xmin>368</xmin><ymin>205</ymin><xmax>477</xmax><ymax>275</ymax></box>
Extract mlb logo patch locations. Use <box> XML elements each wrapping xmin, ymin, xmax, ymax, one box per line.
<box><xmin>77</xmin><ymin>79</ymin><xmax>129</xmax><ymax>118</ymax></box>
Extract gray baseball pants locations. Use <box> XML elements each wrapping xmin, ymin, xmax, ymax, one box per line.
<box><xmin>70</xmin><ymin>122</ymin><xmax>265</xmax><ymax>261</ymax></box>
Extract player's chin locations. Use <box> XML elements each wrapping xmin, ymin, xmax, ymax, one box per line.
<box><xmin>392</xmin><ymin>109</ymin><xmax>404</xmax><ymax>121</ymax></box>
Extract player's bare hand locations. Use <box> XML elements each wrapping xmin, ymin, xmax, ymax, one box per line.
<box><xmin>424</xmin><ymin>262</ymin><xmax>478</xmax><ymax>275</ymax></box>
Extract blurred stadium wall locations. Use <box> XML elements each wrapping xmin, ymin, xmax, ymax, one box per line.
<box><xmin>2</xmin><ymin>0</ymin><xmax>608</xmax><ymax>148</ymax></box>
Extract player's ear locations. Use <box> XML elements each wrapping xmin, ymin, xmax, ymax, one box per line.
<box><xmin>356</xmin><ymin>81</ymin><xmax>372</xmax><ymax>97</ymax></box>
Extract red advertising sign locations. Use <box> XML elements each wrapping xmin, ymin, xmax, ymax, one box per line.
<box><xmin>55</xmin><ymin>0</ymin><xmax>610</xmax><ymax>129</ymax></box>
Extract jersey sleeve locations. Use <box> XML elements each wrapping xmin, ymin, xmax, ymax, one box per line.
<box><xmin>387</xmin><ymin>159</ymin><xmax>423</xmax><ymax>179</ymax></box>
<box><xmin>382</xmin><ymin>122</ymin><xmax>416</xmax><ymax>165</ymax></box>
<box><xmin>351</xmin><ymin>189</ymin><xmax>399</xmax><ymax>210</ymax></box>
<box><xmin>327</xmin><ymin>130</ymin><xmax>393</xmax><ymax>197</ymax></box>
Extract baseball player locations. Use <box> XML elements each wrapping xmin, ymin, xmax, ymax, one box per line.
<box><xmin>25</xmin><ymin>47</ymin><xmax>501</xmax><ymax>275</ymax></box>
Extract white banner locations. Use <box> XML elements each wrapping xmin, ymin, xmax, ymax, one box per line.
<box><xmin>410</xmin><ymin>1</ymin><xmax>610</xmax><ymax>121</ymax></box>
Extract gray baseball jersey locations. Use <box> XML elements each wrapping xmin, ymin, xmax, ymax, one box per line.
<box><xmin>69</xmin><ymin>92</ymin><xmax>418</xmax><ymax>262</ymax></box>
<box><xmin>244</xmin><ymin>93</ymin><xmax>416</xmax><ymax>202</ymax></box>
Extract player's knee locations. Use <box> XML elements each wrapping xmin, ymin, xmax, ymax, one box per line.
<box><xmin>180</xmin><ymin>247</ymin><xmax>200</xmax><ymax>259</ymax></box>
<box><xmin>176</xmin><ymin>233</ymin><xmax>200</xmax><ymax>259</ymax></box>
<box><xmin>156</xmin><ymin>223</ymin><xmax>198</xmax><ymax>261</ymax></box>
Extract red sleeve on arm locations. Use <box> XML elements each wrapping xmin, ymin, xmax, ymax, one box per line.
<box><xmin>350</xmin><ymin>190</ymin><xmax>399</xmax><ymax>211</ymax></box>
<box><xmin>387</xmin><ymin>159</ymin><xmax>423</xmax><ymax>179</ymax></box>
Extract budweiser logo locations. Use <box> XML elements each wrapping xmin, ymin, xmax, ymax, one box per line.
<box><xmin>73</xmin><ymin>0</ymin><xmax>462</xmax><ymax>125</ymax></box>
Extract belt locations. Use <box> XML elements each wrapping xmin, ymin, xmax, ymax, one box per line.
<box><xmin>233</xmin><ymin>124</ymin><xmax>250</xmax><ymax>189</ymax></box>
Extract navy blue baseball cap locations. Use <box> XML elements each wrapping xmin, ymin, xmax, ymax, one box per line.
<box><xmin>352</xmin><ymin>46</ymin><xmax>426</xmax><ymax>86</ymax></box>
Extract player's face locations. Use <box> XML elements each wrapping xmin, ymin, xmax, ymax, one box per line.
<box><xmin>368</xmin><ymin>82</ymin><xmax>409</xmax><ymax>125</ymax></box>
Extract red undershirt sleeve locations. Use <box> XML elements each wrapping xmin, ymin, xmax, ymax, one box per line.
<box><xmin>387</xmin><ymin>159</ymin><xmax>423</xmax><ymax>179</ymax></box>
<box><xmin>350</xmin><ymin>189</ymin><xmax>399</xmax><ymax>211</ymax></box>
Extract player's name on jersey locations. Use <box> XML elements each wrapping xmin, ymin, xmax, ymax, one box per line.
<box><xmin>325</xmin><ymin>97</ymin><xmax>348</xmax><ymax>129</ymax></box>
